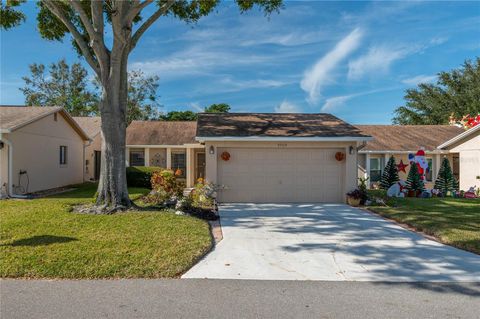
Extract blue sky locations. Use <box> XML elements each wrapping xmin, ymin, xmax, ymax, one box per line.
<box><xmin>1</xmin><ymin>1</ymin><xmax>479</xmax><ymax>124</ymax></box>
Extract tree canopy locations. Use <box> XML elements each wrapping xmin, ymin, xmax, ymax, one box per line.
<box><xmin>204</xmin><ymin>103</ymin><xmax>230</xmax><ymax>113</ymax></box>
<box><xmin>393</xmin><ymin>58</ymin><xmax>480</xmax><ymax>125</ymax></box>
<box><xmin>160</xmin><ymin>110</ymin><xmax>198</xmax><ymax>121</ymax></box>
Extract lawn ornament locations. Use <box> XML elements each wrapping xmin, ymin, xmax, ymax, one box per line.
<box><xmin>409</xmin><ymin>148</ymin><xmax>429</xmax><ymax>180</ymax></box>
<box><xmin>387</xmin><ymin>180</ymin><xmax>407</xmax><ymax>197</ymax></box>
<box><xmin>464</xmin><ymin>186</ymin><xmax>477</xmax><ymax>199</ymax></box>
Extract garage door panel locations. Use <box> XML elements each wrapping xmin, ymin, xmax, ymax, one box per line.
<box><xmin>217</xmin><ymin>148</ymin><xmax>345</xmax><ymax>203</ymax></box>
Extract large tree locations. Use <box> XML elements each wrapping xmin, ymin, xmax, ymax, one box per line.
<box><xmin>160</xmin><ymin>110</ymin><xmax>198</xmax><ymax>121</ymax></box>
<box><xmin>393</xmin><ymin>58</ymin><xmax>480</xmax><ymax>125</ymax></box>
<box><xmin>204</xmin><ymin>103</ymin><xmax>230</xmax><ymax>113</ymax></box>
<box><xmin>21</xmin><ymin>59</ymin><xmax>98</xmax><ymax>116</ymax></box>
<box><xmin>1</xmin><ymin>0</ymin><xmax>282</xmax><ymax>212</ymax></box>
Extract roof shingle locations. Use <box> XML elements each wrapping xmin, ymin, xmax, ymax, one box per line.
<box><xmin>356</xmin><ymin>125</ymin><xmax>464</xmax><ymax>152</ymax></box>
<box><xmin>73</xmin><ymin>117</ymin><xmax>101</xmax><ymax>138</ymax></box>
<box><xmin>197</xmin><ymin>113</ymin><xmax>369</xmax><ymax>138</ymax></box>
<box><xmin>126</xmin><ymin>121</ymin><xmax>197</xmax><ymax>145</ymax></box>
<box><xmin>0</xmin><ymin>105</ymin><xmax>62</xmax><ymax>131</ymax></box>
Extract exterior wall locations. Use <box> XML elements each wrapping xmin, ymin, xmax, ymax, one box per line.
<box><xmin>448</xmin><ymin>131</ymin><xmax>480</xmax><ymax>190</ymax></box>
<box><xmin>6</xmin><ymin>113</ymin><xmax>84</xmax><ymax>194</ymax></box>
<box><xmin>84</xmin><ymin>133</ymin><xmax>101</xmax><ymax>181</ymax></box>
<box><xmin>360</xmin><ymin>152</ymin><xmax>455</xmax><ymax>189</ymax></box>
<box><xmin>205</xmin><ymin>140</ymin><xmax>359</xmax><ymax>202</ymax></box>
<box><xmin>0</xmin><ymin>141</ymin><xmax>9</xmax><ymax>196</ymax></box>
<box><xmin>149</xmin><ymin>148</ymin><xmax>167</xmax><ymax>167</ymax></box>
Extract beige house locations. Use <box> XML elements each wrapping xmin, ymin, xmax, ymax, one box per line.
<box><xmin>196</xmin><ymin>113</ymin><xmax>372</xmax><ymax>203</ymax></box>
<box><xmin>355</xmin><ymin>125</ymin><xmax>479</xmax><ymax>190</ymax></box>
<box><xmin>126</xmin><ymin>121</ymin><xmax>205</xmax><ymax>188</ymax></box>
<box><xmin>73</xmin><ymin>117</ymin><xmax>102</xmax><ymax>181</ymax></box>
<box><xmin>438</xmin><ymin>125</ymin><xmax>480</xmax><ymax>190</ymax></box>
<box><xmin>0</xmin><ymin>106</ymin><xmax>90</xmax><ymax>198</ymax></box>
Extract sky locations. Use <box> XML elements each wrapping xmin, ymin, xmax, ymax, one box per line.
<box><xmin>1</xmin><ymin>1</ymin><xmax>479</xmax><ymax>124</ymax></box>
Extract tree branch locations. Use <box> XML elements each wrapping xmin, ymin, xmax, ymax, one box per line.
<box><xmin>127</xmin><ymin>0</ymin><xmax>154</xmax><ymax>22</ymax></box>
<box><xmin>69</xmin><ymin>0</ymin><xmax>96</xmax><ymax>41</ymax></box>
<box><xmin>43</xmin><ymin>0</ymin><xmax>100</xmax><ymax>76</ymax></box>
<box><xmin>129</xmin><ymin>0</ymin><xmax>175</xmax><ymax>51</ymax></box>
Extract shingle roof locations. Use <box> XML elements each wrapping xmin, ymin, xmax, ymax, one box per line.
<box><xmin>0</xmin><ymin>105</ymin><xmax>62</xmax><ymax>132</ymax></box>
<box><xmin>356</xmin><ymin>125</ymin><xmax>464</xmax><ymax>152</ymax></box>
<box><xmin>126</xmin><ymin>121</ymin><xmax>197</xmax><ymax>145</ymax></box>
<box><xmin>197</xmin><ymin>113</ymin><xmax>370</xmax><ymax>138</ymax></box>
<box><xmin>0</xmin><ymin>105</ymin><xmax>89</xmax><ymax>140</ymax></box>
<box><xmin>73</xmin><ymin>116</ymin><xmax>101</xmax><ymax>138</ymax></box>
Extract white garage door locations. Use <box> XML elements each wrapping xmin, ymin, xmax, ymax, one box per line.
<box><xmin>217</xmin><ymin>148</ymin><xmax>345</xmax><ymax>203</ymax></box>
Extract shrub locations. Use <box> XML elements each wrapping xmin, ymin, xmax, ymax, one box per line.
<box><xmin>126</xmin><ymin>166</ymin><xmax>163</xmax><ymax>188</ymax></box>
<box><xmin>143</xmin><ymin>169</ymin><xmax>184</xmax><ymax>205</ymax></box>
<box><xmin>189</xmin><ymin>178</ymin><xmax>216</xmax><ymax>209</ymax></box>
<box><xmin>346</xmin><ymin>189</ymin><xmax>363</xmax><ymax>200</ymax></box>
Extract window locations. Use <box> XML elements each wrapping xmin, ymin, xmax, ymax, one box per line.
<box><xmin>129</xmin><ymin>150</ymin><xmax>145</xmax><ymax>166</ymax></box>
<box><xmin>369</xmin><ymin>157</ymin><xmax>384</xmax><ymax>182</ymax></box>
<box><xmin>425</xmin><ymin>158</ymin><xmax>433</xmax><ymax>182</ymax></box>
<box><xmin>59</xmin><ymin>146</ymin><xmax>67</xmax><ymax>165</ymax></box>
<box><xmin>171</xmin><ymin>151</ymin><xmax>186</xmax><ymax>178</ymax></box>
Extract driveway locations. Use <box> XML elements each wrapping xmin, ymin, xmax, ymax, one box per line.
<box><xmin>182</xmin><ymin>203</ymin><xmax>480</xmax><ymax>281</ymax></box>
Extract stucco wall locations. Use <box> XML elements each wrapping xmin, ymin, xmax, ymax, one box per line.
<box><xmin>5</xmin><ymin>113</ymin><xmax>85</xmax><ymax>193</ymax></box>
<box><xmin>0</xmin><ymin>142</ymin><xmax>8</xmax><ymax>196</ymax></box>
<box><xmin>205</xmin><ymin>140</ymin><xmax>359</xmax><ymax>202</ymax></box>
<box><xmin>448</xmin><ymin>130</ymin><xmax>480</xmax><ymax>190</ymax></box>
<box><xmin>84</xmin><ymin>133</ymin><xmax>102</xmax><ymax>181</ymax></box>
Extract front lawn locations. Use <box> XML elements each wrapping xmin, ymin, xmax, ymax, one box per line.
<box><xmin>367</xmin><ymin>197</ymin><xmax>480</xmax><ymax>254</ymax></box>
<box><xmin>0</xmin><ymin>184</ymin><xmax>212</xmax><ymax>279</ymax></box>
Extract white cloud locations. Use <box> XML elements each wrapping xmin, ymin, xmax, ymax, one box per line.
<box><xmin>189</xmin><ymin>102</ymin><xmax>203</xmax><ymax>112</ymax></box>
<box><xmin>348</xmin><ymin>46</ymin><xmax>407</xmax><ymax>80</ymax></box>
<box><xmin>321</xmin><ymin>95</ymin><xmax>353</xmax><ymax>112</ymax></box>
<box><xmin>401</xmin><ymin>74</ymin><xmax>437</xmax><ymax>86</ymax></box>
<box><xmin>275</xmin><ymin>100</ymin><xmax>302</xmax><ymax>113</ymax></box>
<box><xmin>300</xmin><ymin>28</ymin><xmax>363</xmax><ymax>104</ymax></box>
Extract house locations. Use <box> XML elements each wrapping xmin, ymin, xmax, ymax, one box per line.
<box><xmin>438</xmin><ymin>124</ymin><xmax>480</xmax><ymax>190</ymax></box>
<box><xmin>355</xmin><ymin>125</ymin><xmax>472</xmax><ymax>189</ymax></box>
<box><xmin>126</xmin><ymin>120</ymin><xmax>205</xmax><ymax>188</ymax></box>
<box><xmin>73</xmin><ymin>116</ymin><xmax>102</xmax><ymax>181</ymax></box>
<box><xmin>0</xmin><ymin>106</ymin><xmax>90</xmax><ymax>197</ymax></box>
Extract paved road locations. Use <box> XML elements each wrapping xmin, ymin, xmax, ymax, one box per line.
<box><xmin>183</xmin><ymin>203</ymin><xmax>480</xmax><ymax>281</ymax></box>
<box><xmin>1</xmin><ymin>279</ymin><xmax>479</xmax><ymax>319</ymax></box>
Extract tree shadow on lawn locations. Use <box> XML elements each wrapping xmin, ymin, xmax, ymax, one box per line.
<box><xmin>4</xmin><ymin>235</ymin><xmax>78</xmax><ymax>247</ymax></box>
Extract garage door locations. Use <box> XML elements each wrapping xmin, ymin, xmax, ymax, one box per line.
<box><xmin>217</xmin><ymin>148</ymin><xmax>345</xmax><ymax>203</ymax></box>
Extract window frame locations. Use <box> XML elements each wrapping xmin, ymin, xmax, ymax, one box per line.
<box><xmin>171</xmin><ymin>150</ymin><xmax>187</xmax><ymax>178</ymax></box>
<box><xmin>59</xmin><ymin>145</ymin><xmax>68</xmax><ymax>165</ymax></box>
<box><xmin>369</xmin><ymin>157</ymin><xmax>384</xmax><ymax>183</ymax></box>
<box><xmin>129</xmin><ymin>149</ymin><xmax>145</xmax><ymax>166</ymax></box>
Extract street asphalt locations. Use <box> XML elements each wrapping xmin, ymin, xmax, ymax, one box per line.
<box><xmin>1</xmin><ymin>279</ymin><xmax>479</xmax><ymax>319</ymax></box>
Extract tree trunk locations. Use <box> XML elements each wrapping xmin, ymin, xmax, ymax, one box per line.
<box><xmin>95</xmin><ymin>56</ymin><xmax>131</xmax><ymax>212</ymax></box>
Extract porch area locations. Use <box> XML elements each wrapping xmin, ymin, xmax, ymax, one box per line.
<box><xmin>126</xmin><ymin>145</ymin><xmax>206</xmax><ymax>187</ymax></box>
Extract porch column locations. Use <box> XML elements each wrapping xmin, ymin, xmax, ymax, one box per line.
<box><xmin>144</xmin><ymin>148</ymin><xmax>150</xmax><ymax>167</ymax></box>
<box><xmin>434</xmin><ymin>154</ymin><xmax>441</xmax><ymax>181</ymax></box>
<box><xmin>166</xmin><ymin>148</ymin><xmax>172</xmax><ymax>169</ymax></box>
<box><xmin>125</xmin><ymin>147</ymin><xmax>130</xmax><ymax>167</ymax></box>
<box><xmin>186</xmin><ymin>148</ymin><xmax>193</xmax><ymax>188</ymax></box>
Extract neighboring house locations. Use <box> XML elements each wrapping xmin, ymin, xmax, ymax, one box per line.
<box><xmin>196</xmin><ymin>113</ymin><xmax>372</xmax><ymax>203</ymax></box>
<box><xmin>73</xmin><ymin>116</ymin><xmax>102</xmax><ymax>181</ymax></box>
<box><xmin>0</xmin><ymin>106</ymin><xmax>90</xmax><ymax>197</ymax></box>
<box><xmin>355</xmin><ymin>125</ymin><xmax>468</xmax><ymax>189</ymax></box>
<box><xmin>126</xmin><ymin>120</ymin><xmax>205</xmax><ymax>188</ymax></box>
<box><xmin>438</xmin><ymin>124</ymin><xmax>480</xmax><ymax>191</ymax></box>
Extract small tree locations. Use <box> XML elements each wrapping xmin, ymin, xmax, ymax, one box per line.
<box><xmin>434</xmin><ymin>157</ymin><xmax>458</xmax><ymax>194</ymax></box>
<box><xmin>406</xmin><ymin>163</ymin><xmax>425</xmax><ymax>194</ymax></box>
<box><xmin>380</xmin><ymin>156</ymin><xmax>399</xmax><ymax>190</ymax></box>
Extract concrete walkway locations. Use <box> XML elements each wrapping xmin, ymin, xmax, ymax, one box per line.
<box><xmin>2</xmin><ymin>279</ymin><xmax>479</xmax><ymax>319</ymax></box>
<box><xmin>183</xmin><ymin>203</ymin><xmax>480</xmax><ymax>281</ymax></box>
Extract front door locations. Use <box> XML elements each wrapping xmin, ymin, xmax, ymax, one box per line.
<box><xmin>452</xmin><ymin>155</ymin><xmax>460</xmax><ymax>182</ymax></box>
<box><xmin>195</xmin><ymin>152</ymin><xmax>206</xmax><ymax>181</ymax></box>
<box><xmin>94</xmin><ymin>151</ymin><xmax>101</xmax><ymax>180</ymax></box>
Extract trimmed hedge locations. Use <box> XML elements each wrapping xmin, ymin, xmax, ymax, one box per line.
<box><xmin>126</xmin><ymin>166</ymin><xmax>163</xmax><ymax>188</ymax></box>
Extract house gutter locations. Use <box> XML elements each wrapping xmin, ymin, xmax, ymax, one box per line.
<box><xmin>0</xmin><ymin>134</ymin><xmax>29</xmax><ymax>199</ymax></box>
<box><xmin>196</xmin><ymin>136</ymin><xmax>374</xmax><ymax>143</ymax></box>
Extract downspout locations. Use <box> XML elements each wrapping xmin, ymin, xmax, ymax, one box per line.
<box><xmin>0</xmin><ymin>134</ymin><xmax>29</xmax><ymax>199</ymax></box>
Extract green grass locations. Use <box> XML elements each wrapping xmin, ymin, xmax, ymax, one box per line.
<box><xmin>0</xmin><ymin>184</ymin><xmax>212</xmax><ymax>279</ymax></box>
<box><xmin>368</xmin><ymin>197</ymin><xmax>480</xmax><ymax>254</ymax></box>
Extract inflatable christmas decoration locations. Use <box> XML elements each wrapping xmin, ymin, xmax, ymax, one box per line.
<box><xmin>408</xmin><ymin>148</ymin><xmax>429</xmax><ymax>181</ymax></box>
<box><xmin>387</xmin><ymin>180</ymin><xmax>407</xmax><ymax>197</ymax></box>
<box><xmin>449</xmin><ymin>113</ymin><xmax>480</xmax><ymax>129</ymax></box>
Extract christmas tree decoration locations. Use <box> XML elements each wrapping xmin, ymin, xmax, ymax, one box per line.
<box><xmin>405</xmin><ymin>162</ymin><xmax>425</xmax><ymax>196</ymax></box>
<box><xmin>380</xmin><ymin>156</ymin><xmax>400</xmax><ymax>189</ymax></box>
<box><xmin>396</xmin><ymin>160</ymin><xmax>409</xmax><ymax>173</ymax></box>
<box><xmin>434</xmin><ymin>157</ymin><xmax>459</xmax><ymax>195</ymax></box>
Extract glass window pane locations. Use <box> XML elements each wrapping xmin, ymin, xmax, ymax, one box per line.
<box><xmin>130</xmin><ymin>150</ymin><xmax>145</xmax><ymax>166</ymax></box>
<box><xmin>172</xmin><ymin>152</ymin><xmax>186</xmax><ymax>178</ymax></box>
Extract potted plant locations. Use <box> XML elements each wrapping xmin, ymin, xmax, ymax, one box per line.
<box><xmin>346</xmin><ymin>189</ymin><xmax>362</xmax><ymax>207</ymax></box>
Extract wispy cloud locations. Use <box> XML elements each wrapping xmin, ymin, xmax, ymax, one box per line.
<box><xmin>300</xmin><ymin>28</ymin><xmax>363</xmax><ymax>104</ymax></box>
<box><xmin>275</xmin><ymin>100</ymin><xmax>302</xmax><ymax>113</ymax></box>
<box><xmin>401</xmin><ymin>74</ymin><xmax>437</xmax><ymax>86</ymax></box>
<box><xmin>189</xmin><ymin>102</ymin><xmax>203</xmax><ymax>112</ymax></box>
<box><xmin>348</xmin><ymin>46</ymin><xmax>407</xmax><ymax>80</ymax></box>
<box><xmin>321</xmin><ymin>87</ymin><xmax>399</xmax><ymax>112</ymax></box>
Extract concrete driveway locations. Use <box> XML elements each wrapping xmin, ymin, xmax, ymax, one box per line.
<box><xmin>183</xmin><ymin>203</ymin><xmax>480</xmax><ymax>281</ymax></box>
